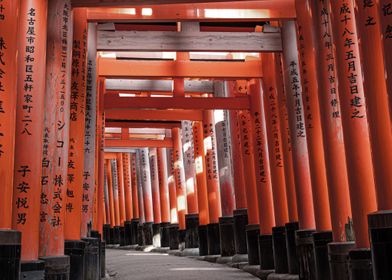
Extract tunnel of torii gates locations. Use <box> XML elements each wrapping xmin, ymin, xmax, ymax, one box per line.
<box><xmin>1</xmin><ymin>0</ymin><xmax>392</xmax><ymax>280</ymax></box>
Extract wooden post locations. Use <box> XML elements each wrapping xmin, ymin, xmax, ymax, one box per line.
<box><xmin>281</xmin><ymin>21</ymin><xmax>316</xmax><ymax>230</ymax></box>
<box><xmin>166</xmin><ymin>148</ymin><xmax>178</xmax><ymax>224</ymax></box>
<box><xmin>312</xmin><ymin>0</ymin><xmax>352</xmax><ymax>242</ymax></box>
<box><xmin>64</xmin><ymin>8</ymin><xmax>88</xmax><ymax>241</ymax></box>
<box><xmin>0</xmin><ymin>0</ymin><xmax>19</xmax><ymax>230</ymax></box>
<box><xmin>106</xmin><ymin>159</ymin><xmax>115</xmax><ymax>228</ymax></box>
<box><xmin>123</xmin><ymin>153</ymin><xmax>133</xmax><ymax>221</ymax></box>
<box><xmin>172</xmin><ymin>127</ymin><xmax>187</xmax><ymax>230</ymax></box>
<box><xmin>39</xmin><ymin>0</ymin><xmax>72</xmax><ymax>263</ymax></box>
<box><xmin>81</xmin><ymin>22</ymin><xmax>98</xmax><ymax>237</ymax></box>
<box><xmin>150</xmin><ymin>148</ymin><xmax>162</xmax><ymax>224</ymax></box>
<box><xmin>181</xmin><ymin>121</ymin><xmax>199</xmax><ymax>215</ymax></box>
<box><xmin>13</xmin><ymin>0</ymin><xmax>47</xmax><ymax>262</ymax></box>
<box><xmin>158</xmin><ymin>148</ymin><xmax>170</xmax><ymax>223</ymax></box>
<box><xmin>116</xmin><ymin>153</ymin><xmax>126</xmax><ymax>226</ymax></box>
<box><xmin>140</xmin><ymin>148</ymin><xmax>154</xmax><ymax>224</ymax></box>
<box><xmin>131</xmin><ymin>153</ymin><xmax>139</xmax><ymax>219</ymax></box>
<box><xmin>329</xmin><ymin>0</ymin><xmax>377</xmax><ymax>249</ymax></box>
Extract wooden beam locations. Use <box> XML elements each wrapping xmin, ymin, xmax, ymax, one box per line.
<box><xmin>106</xmin><ymin>109</ymin><xmax>203</xmax><ymax>121</ymax></box>
<box><xmin>85</xmin><ymin>1</ymin><xmax>296</xmax><ymax>21</ymax></box>
<box><xmin>105</xmin><ymin>133</ymin><xmax>165</xmax><ymax>139</ymax></box>
<box><xmin>104</xmin><ymin>95</ymin><xmax>250</xmax><ymax>110</ymax></box>
<box><xmin>105</xmin><ymin>138</ymin><xmax>173</xmax><ymax>148</ymax></box>
<box><xmin>106</xmin><ymin>79</ymin><xmax>214</xmax><ymax>93</ymax></box>
<box><xmin>74</xmin><ymin>0</ymin><xmax>229</xmax><ymax>7</ymax></box>
<box><xmin>98</xmin><ymin>58</ymin><xmax>263</xmax><ymax>79</ymax></box>
<box><xmin>104</xmin><ymin>152</ymin><xmax>118</xmax><ymax>160</ymax></box>
<box><xmin>105</xmin><ymin>121</ymin><xmax>182</xmax><ymax>129</ymax></box>
<box><xmin>97</xmin><ymin>30</ymin><xmax>282</xmax><ymax>52</ymax></box>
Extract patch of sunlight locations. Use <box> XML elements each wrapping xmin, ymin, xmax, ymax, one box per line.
<box><xmin>170</xmin><ymin>268</ymin><xmax>228</xmax><ymax>271</ymax></box>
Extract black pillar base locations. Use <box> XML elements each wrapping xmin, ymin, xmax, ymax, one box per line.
<box><xmin>90</xmin><ymin>231</ymin><xmax>105</xmax><ymax>279</ymax></box>
<box><xmin>153</xmin><ymin>223</ymin><xmax>161</xmax><ymax>247</ymax></box>
<box><xmin>21</xmin><ymin>260</ymin><xmax>45</xmax><ymax>280</ymax></box>
<box><xmin>233</xmin><ymin>209</ymin><xmax>248</xmax><ymax>255</ymax></box>
<box><xmin>246</xmin><ymin>224</ymin><xmax>260</xmax><ymax>265</ymax></box>
<box><xmin>368</xmin><ymin>210</ymin><xmax>392</xmax><ymax>279</ymax></box>
<box><xmin>313</xmin><ymin>231</ymin><xmax>333</xmax><ymax>280</ymax></box>
<box><xmin>296</xmin><ymin>229</ymin><xmax>316</xmax><ymax>280</ymax></box>
<box><xmin>0</xmin><ymin>230</ymin><xmax>21</xmax><ymax>280</ymax></box>
<box><xmin>109</xmin><ymin>227</ymin><xmax>115</xmax><ymax>245</ymax></box>
<box><xmin>179</xmin><ymin>229</ymin><xmax>186</xmax><ymax>248</ymax></box>
<box><xmin>185</xmin><ymin>214</ymin><xmax>199</xmax><ymax>249</ymax></box>
<box><xmin>120</xmin><ymin>226</ymin><xmax>126</xmax><ymax>246</ymax></box>
<box><xmin>64</xmin><ymin>240</ymin><xmax>86</xmax><ymax>280</ymax></box>
<box><xmin>272</xmin><ymin>226</ymin><xmax>289</xmax><ymax>273</ymax></box>
<box><xmin>103</xmin><ymin>224</ymin><xmax>110</xmax><ymax>244</ymax></box>
<box><xmin>81</xmin><ymin>237</ymin><xmax>100</xmax><ymax>280</ymax></box>
<box><xmin>137</xmin><ymin>224</ymin><xmax>144</xmax><ymax>246</ymax></box>
<box><xmin>207</xmin><ymin>223</ymin><xmax>221</xmax><ymax>256</ymax></box>
<box><xmin>285</xmin><ymin>221</ymin><xmax>299</xmax><ymax>274</ymax></box>
<box><xmin>198</xmin><ymin>225</ymin><xmax>208</xmax><ymax>256</ymax></box>
<box><xmin>348</xmin><ymin>249</ymin><xmax>373</xmax><ymax>280</ymax></box>
<box><xmin>131</xmin><ymin>219</ymin><xmax>139</xmax><ymax>245</ymax></box>
<box><xmin>219</xmin><ymin>217</ymin><xmax>235</xmax><ymax>257</ymax></box>
<box><xmin>169</xmin><ymin>224</ymin><xmax>180</xmax><ymax>250</ymax></box>
<box><xmin>328</xmin><ymin>241</ymin><xmax>355</xmax><ymax>280</ymax></box>
<box><xmin>160</xmin><ymin>222</ymin><xmax>171</xmax><ymax>247</ymax></box>
<box><xmin>113</xmin><ymin>226</ymin><xmax>121</xmax><ymax>245</ymax></box>
<box><xmin>124</xmin><ymin>221</ymin><xmax>132</xmax><ymax>246</ymax></box>
<box><xmin>259</xmin><ymin>234</ymin><xmax>274</xmax><ymax>270</ymax></box>
<box><xmin>40</xmin><ymin>255</ymin><xmax>70</xmax><ymax>280</ymax></box>
<box><xmin>143</xmin><ymin>222</ymin><xmax>154</xmax><ymax>246</ymax></box>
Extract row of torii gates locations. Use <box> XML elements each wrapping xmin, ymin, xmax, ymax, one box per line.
<box><xmin>1</xmin><ymin>0</ymin><xmax>392</xmax><ymax>280</ymax></box>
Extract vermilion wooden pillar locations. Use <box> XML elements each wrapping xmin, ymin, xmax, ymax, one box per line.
<box><xmin>295</xmin><ymin>0</ymin><xmax>332</xmax><ymax>233</ymax></box>
<box><xmin>281</xmin><ymin>21</ymin><xmax>316</xmax><ymax>230</ymax></box>
<box><xmin>214</xmin><ymin>82</ymin><xmax>236</xmax><ymax>217</ymax></box>
<box><xmin>149</xmin><ymin>148</ymin><xmax>162</xmax><ymax>224</ymax></box>
<box><xmin>39</xmin><ymin>2</ymin><xmax>72</xmax><ymax>277</ymax></box>
<box><xmin>64</xmin><ymin>8</ymin><xmax>88</xmax><ymax>244</ymax></box>
<box><xmin>96</xmin><ymin>78</ymin><xmax>106</xmax><ymax>234</ymax></box>
<box><xmin>116</xmin><ymin>153</ymin><xmax>126</xmax><ymax>226</ymax></box>
<box><xmin>172</xmin><ymin>128</ymin><xmax>187</xmax><ymax>230</ymax></box>
<box><xmin>0</xmin><ymin>0</ymin><xmax>19</xmax><ymax>231</ymax></box>
<box><xmin>181</xmin><ymin>121</ymin><xmax>199</xmax><ymax>215</ymax></box>
<box><xmin>192</xmin><ymin>122</ymin><xmax>210</xmax><ymax>226</ymax></box>
<box><xmin>274</xmin><ymin>56</ymin><xmax>298</xmax><ymax>223</ymax></box>
<box><xmin>202</xmin><ymin>111</ymin><xmax>222</xmax><ymax>224</ymax></box>
<box><xmin>103</xmin><ymin>163</ymin><xmax>110</xmax><ymax>226</ymax></box>
<box><xmin>237</xmin><ymin>110</ymin><xmax>259</xmax><ymax>226</ymax></box>
<box><xmin>167</xmin><ymin>149</ymin><xmax>178</xmax><ymax>224</ymax></box>
<box><xmin>81</xmin><ymin>22</ymin><xmax>98</xmax><ymax>238</ymax></box>
<box><xmin>157</xmin><ymin>148</ymin><xmax>170</xmax><ymax>224</ymax></box>
<box><xmin>248</xmin><ymin>80</ymin><xmax>275</xmax><ymax>235</ymax></box>
<box><xmin>312</xmin><ymin>0</ymin><xmax>352</xmax><ymax>243</ymax></box>
<box><xmin>329</xmin><ymin>0</ymin><xmax>377</xmax><ymax>249</ymax></box>
<box><xmin>13</xmin><ymin>0</ymin><xmax>47</xmax><ymax>265</ymax></box>
<box><xmin>106</xmin><ymin>159</ymin><xmax>115</xmax><ymax>229</ymax></box>
<box><xmin>123</xmin><ymin>153</ymin><xmax>133</xmax><ymax>221</ymax></box>
<box><xmin>131</xmin><ymin>153</ymin><xmax>140</xmax><ymax>220</ymax></box>
<box><xmin>261</xmin><ymin>54</ymin><xmax>289</xmax><ymax>228</ymax></box>
<box><xmin>111</xmin><ymin>159</ymin><xmax>121</xmax><ymax>227</ymax></box>
<box><xmin>355</xmin><ymin>0</ymin><xmax>392</xmax><ymax>208</ymax></box>
<box><xmin>140</xmin><ymin>148</ymin><xmax>154</xmax><ymax>224</ymax></box>
<box><xmin>379</xmin><ymin>0</ymin><xmax>392</xmax><ymax>120</ymax></box>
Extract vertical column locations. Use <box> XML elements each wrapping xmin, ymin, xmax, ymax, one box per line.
<box><xmin>81</xmin><ymin>22</ymin><xmax>97</xmax><ymax>238</ymax></box>
<box><xmin>248</xmin><ymin>80</ymin><xmax>276</xmax><ymax>269</ymax></box>
<box><xmin>149</xmin><ymin>148</ymin><xmax>162</xmax><ymax>247</ymax></box>
<box><xmin>214</xmin><ymin>81</ymin><xmax>236</xmax><ymax>257</ymax></box>
<box><xmin>182</xmin><ymin>121</ymin><xmax>198</xmax><ymax>214</ymax></box>
<box><xmin>116</xmin><ymin>153</ymin><xmax>126</xmax><ymax>246</ymax></box>
<box><xmin>281</xmin><ymin>21</ymin><xmax>315</xmax><ymax>230</ymax></box>
<box><xmin>312</xmin><ymin>0</ymin><xmax>352</xmax><ymax>243</ymax></box>
<box><xmin>64</xmin><ymin>9</ymin><xmax>88</xmax><ymax>268</ymax></box>
<box><xmin>140</xmin><ymin>148</ymin><xmax>154</xmax><ymax>245</ymax></box>
<box><xmin>192</xmin><ymin>121</ymin><xmax>210</xmax><ymax>255</ymax></box>
<box><xmin>136</xmin><ymin>150</ymin><xmax>146</xmax><ymax>245</ymax></box>
<box><xmin>172</xmin><ymin>127</ymin><xmax>187</xmax><ymax>232</ymax></box>
<box><xmin>203</xmin><ymin>110</ymin><xmax>222</xmax><ymax>255</ymax></box>
<box><xmin>329</xmin><ymin>0</ymin><xmax>378</xmax><ymax>249</ymax></box>
<box><xmin>111</xmin><ymin>159</ymin><xmax>121</xmax><ymax>244</ymax></box>
<box><xmin>166</xmin><ymin>148</ymin><xmax>179</xmax><ymax>250</ymax></box>
<box><xmin>379</xmin><ymin>0</ymin><xmax>392</xmax><ymax>119</ymax></box>
<box><xmin>123</xmin><ymin>153</ymin><xmax>133</xmax><ymax>245</ymax></box>
<box><xmin>0</xmin><ymin>0</ymin><xmax>18</xmax><ymax>230</ymax></box>
<box><xmin>129</xmin><ymin>152</ymin><xmax>139</xmax><ymax>245</ymax></box>
<box><xmin>262</xmin><ymin>54</ymin><xmax>292</xmax><ymax>273</ymax></box>
<box><xmin>274</xmin><ymin>57</ymin><xmax>298</xmax><ymax>224</ymax></box>
<box><xmin>13</xmin><ymin>2</ymin><xmax>47</xmax><ymax>278</ymax></box>
<box><xmin>38</xmin><ymin>0</ymin><xmax>72</xmax><ymax>277</ymax></box>
<box><xmin>157</xmin><ymin>147</ymin><xmax>171</xmax><ymax>247</ymax></box>
<box><xmin>0</xmin><ymin>1</ymin><xmax>21</xmax><ymax>277</ymax></box>
<box><xmin>226</xmin><ymin>81</ymin><xmax>249</xmax><ymax>256</ymax></box>
<box><xmin>106</xmin><ymin>159</ymin><xmax>115</xmax><ymax>242</ymax></box>
<box><xmin>237</xmin><ymin>110</ymin><xmax>261</xmax><ymax>265</ymax></box>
